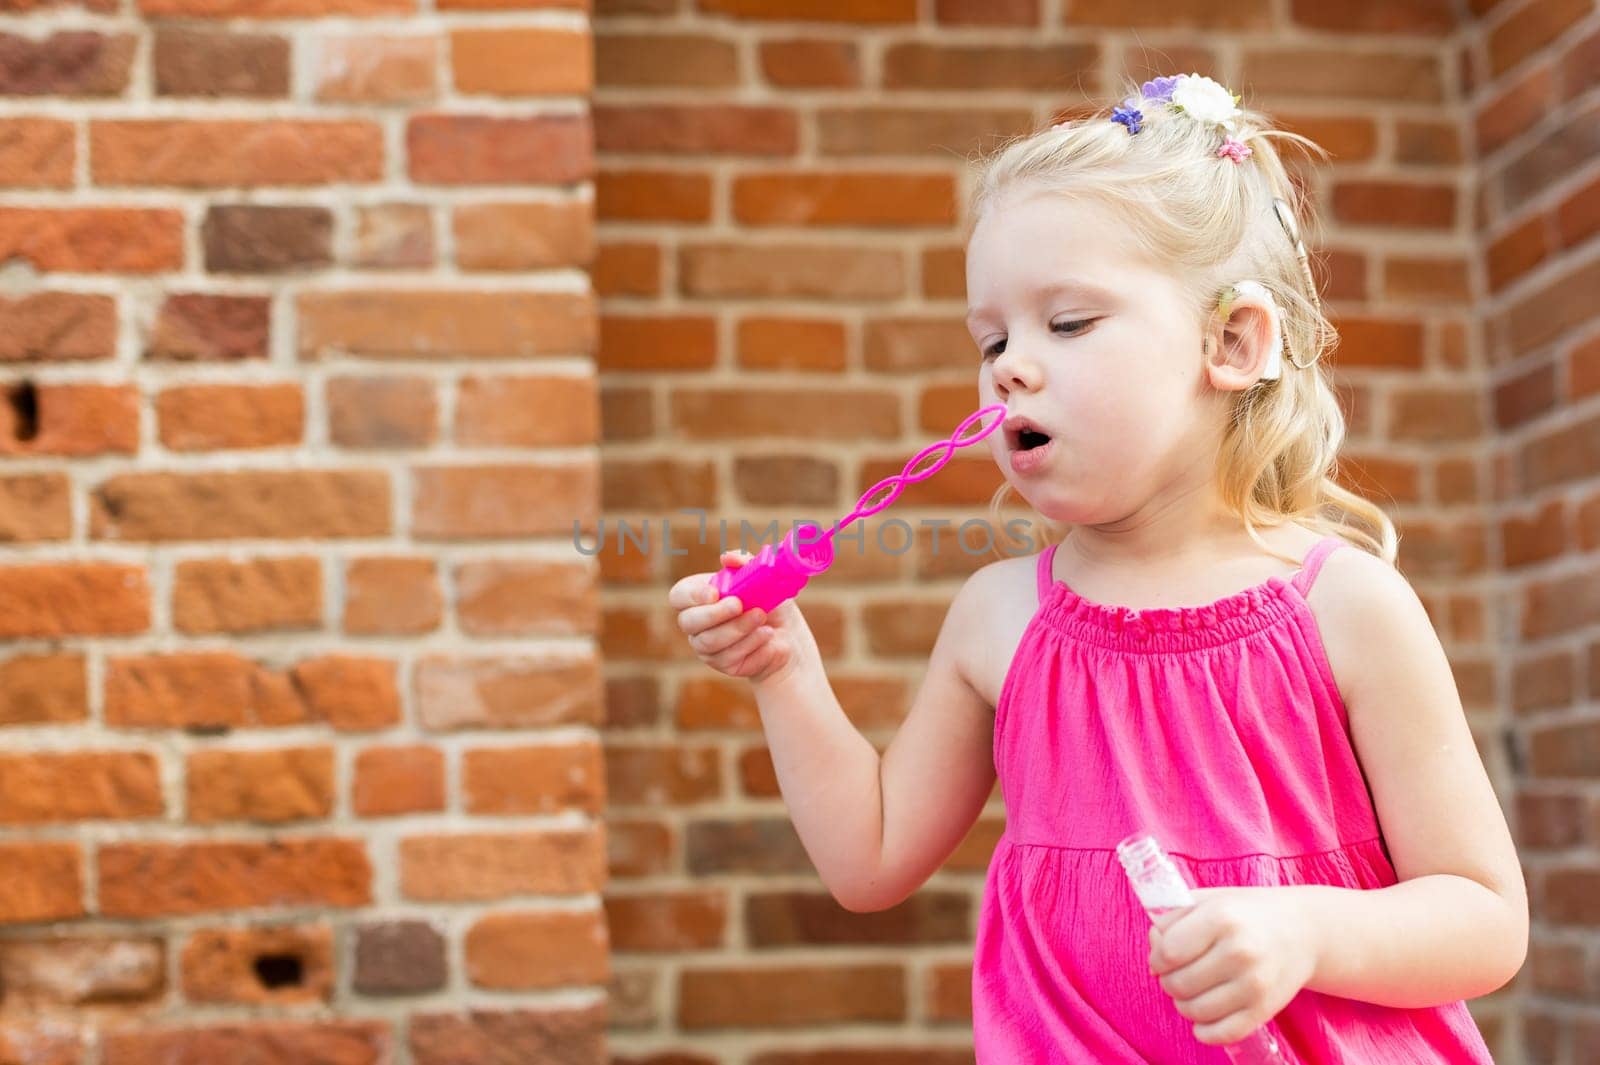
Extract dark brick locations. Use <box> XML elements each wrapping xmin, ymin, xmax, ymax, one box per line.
<box><xmin>353</xmin><ymin>920</ymin><xmax>447</xmax><ymax>995</ymax></box>
<box><xmin>154</xmin><ymin>29</ymin><xmax>290</xmax><ymax>98</ymax></box>
<box><xmin>203</xmin><ymin>205</ymin><xmax>334</xmax><ymax>274</ymax></box>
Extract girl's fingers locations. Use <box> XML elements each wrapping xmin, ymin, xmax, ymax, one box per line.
<box><xmin>1169</xmin><ymin>977</ymin><xmax>1252</xmax><ymax>1026</ymax></box>
<box><xmin>678</xmin><ymin>594</ymin><xmax>746</xmax><ymax>635</ymax></box>
<box><xmin>694</xmin><ymin>607</ymin><xmax>768</xmax><ymax>657</ymax></box>
<box><xmin>710</xmin><ymin>623</ymin><xmax>773</xmax><ymax>673</ymax></box>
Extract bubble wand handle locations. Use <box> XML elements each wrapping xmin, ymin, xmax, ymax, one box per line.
<box><xmin>709</xmin><ymin>404</ymin><xmax>1007</xmax><ymax>613</ymax></box>
<box><xmin>1116</xmin><ymin>833</ymin><xmax>1295</xmax><ymax>1064</ymax></box>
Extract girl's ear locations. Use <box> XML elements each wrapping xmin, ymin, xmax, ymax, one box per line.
<box><xmin>1203</xmin><ymin>296</ymin><xmax>1277</xmax><ymax>393</ymax></box>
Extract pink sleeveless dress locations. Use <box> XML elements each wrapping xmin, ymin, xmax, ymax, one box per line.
<box><xmin>972</xmin><ymin>535</ymin><xmax>1496</xmax><ymax>1063</ymax></box>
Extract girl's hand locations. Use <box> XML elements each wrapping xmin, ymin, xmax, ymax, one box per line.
<box><xmin>668</xmin><ymin>550</ymin><xmax>807</xmax><ymax>684</ymax></box>
<box><xmin>1148</xmin><ymin>886</ymin><xmax>1318</xmax><ymax>1046</ymax></box>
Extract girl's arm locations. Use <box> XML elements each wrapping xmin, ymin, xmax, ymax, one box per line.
<box><xmin>750</xmin><ymin>566</ymin><xmax>999</xmax><ymax>913</ymax></box>
<box><xmin>1297</xmin><ymin>547</ymin><xmax>1529</xmax><ymax>1006</ymax></box>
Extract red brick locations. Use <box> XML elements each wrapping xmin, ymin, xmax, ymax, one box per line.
<box><xmin>672</xmin><ymin>389</ymin><xmax>900</xmax><ymax>441</ymax></box>
<box><xmin>606</xmin><ymin>744</ymin><xmax>721</xmax><ymax>806</ymax></box>
<box><xmin>91</xmin><ymin>119</ymin><xmax>384</xmax><ymax>185</ymax></box>
<box><xmin>290</xmin><ymin>656</ymin><xmax>400</xmax><ymax>732</ymax></box>
<box><xmin>1502</xmin><ymin>499</ymin><xmax>1566</xmax><ymax>567</ymax></box>
<box><xmin>408</xmin><ymin>1006</ymin><xmax>605</xmax><ymax>1065</ymax></box>
<box><xmin>606</xmin><ymin>890</ymin><xmax>726</xmax><ymax>952</ymax></box>
<box><xmin>326</xmin><ymin>375</ymin><xmax>438</xmax><ymax>448</ymax></box>
<box><xmin>733</xmin><ymin>173</ymin><xmax>956</xmax><ymax>226</ymax></box>
<box><xmin>172</xmin><ymin>556</ymin><xmax>321</xmax><ymax>630</ymax></box>
<box><xmin>0</xmin><ymin>207</ymin><xmax>182</xmax><ymax>273</ymax></box>
<box><xmin>0</xmin><ymin>118</ymin><xmax>74</xmax><ymax>188</ymax></box>
<box><xmin>451</xmin><ymin>28</ymin><xmax>591</xmax><ymax>95</ymax></box>
<box><xmin>1487</xmin><ymin>215</ymin><xmax>1550</xmax><ymax>291</ymax></box>
<box><xmin>600</xmin><ymin>315</ymin><xmax>717</xmax><ymax>371</ymax></box>
<box><xmin>0</xmin><ymin>474</ymin><xmax>71</xmax><ymax>542</ymax></box>
<box><xmin>0</xmin><ymin>752</ymin><xmax>161</xmax><ymax>823</ymax></box>
<box><xmin>1521</xmin><ymin>563</ymin><xmax>1600</xmax><ymax>637</ymax></box>
<box><xmin>1272</xmin><ymin>114</ymin><xmax>1378</xmax><ymax>162</ymax></box>
<box><xmin>594</xmin><ymin>241</ymin><xmax>661</xmax><ymax>296</ymax></box>
<box><xmin>0</xmin><ymin>563</ymin><xmax>148</xmax><ymax>638</ymax></box>
<box><xmin>463</xmin><ymin>743</ymin><xmax>605</xmax><ymax>815</ymax></box>
<box><xmin>140</xmin><ymin>0</ymin><xmax>409</xmax><ymax>12</ymax></box>
<box><xmin>1494</xmin><ymin>360</ymin><xmax>1557</xmax><ymax>429</ymax></box>
<box><xmin>352</xmin><ymin>745</ymin><xmax>444</xmax><ymax>817</ymax></box>
<box><xmin>399</xmin><ymin>829</ymin><xmax>605</xmax><ymax>900</ymax></box>
<box><xmin>882</xmin><ymin>42</ymin><xmax>1098</xmax><ymax>90</ymax></box>
<box><xmin>465</xmin><ymin>910</ymin><xmax>608</xmax><ymax>989</ymax></box>
<box><xmin>1329</xmin><ymin>316</ymin><xmax>1426</xmax><ymax>369</ymax></box>
<box><xmin>682</xmin><ymin>242</ymin><xmax>904</xmax><ymax>300</ymax></box>
<box><xmin>0</xmin><ymin>843</ymin><xmax>83</xmax><ymax>924</ymax></box>
<box><xmin>595</xmin><ymin>104</ymin><xmax>799</xmax><ymax>156</ymax></box>
<box><xmin>315</xmin><ymin>35</ymin><xmax>436</xmax><ymax>103</ymax></box>
<box><xmin>414</xmin><ymin>653</ymin><xmax>601</xmax><ymax>730</ymax></box>
<box><xmin>1488</xmin><ymin>0</ymin><xmax>1592</xmax><ymax>76</ymax></box>
<box><xmin>736</xmin><ymin>317</ymin><xmax>847</xmax><ymax>372</ymax></box>
<box><xmin>180</xmin><ymin>924</ymin><xmax>332</xmax><ymax>1003</ymax></box>
<box><xmin>0</xmin><ymin>937</ymin><xmax>162</xmax><ymax>1008</ymax></box>
<box><xmin>0</xmin><ymin>1003</ymin><xmax>91</xmax><ymax>1064</ymax></box>
<box><xmin>1332</xmin><ymin>180</ymin><xmax>1457</xmax><ymax>228</ymax></box>
<box><xmin>99</xmin><ymin>839</ymin><xmax>371</xmax><ymax>917</ymax></box>
<box><xmin>1503</xmin><ymin>256</ymin><xmax>1600</xmax><ymax>359</ymax></box>
<box><xmin>816</xmin><ymin>105</ymin><xmax>1032</xmax><ymax>157</ymax></box>
<box><xmin>153</xmin><ymin>27</ymin><xmax>289</xmax><ymax>97</ymax></box>
<box><xmin>92</xmin><ymin>470</ymin><xmax>390</xmax><ymax>542</ymax></box>
<box><xmin>156</xmin><ymin>383</ymin><xmax>303</xmax><ymax>450</ymax></box>
<box><xmin>1</xmin><ymin>293</ymin><xmax>116</xmax><ymax>362</ymax></box>
<box><xmin>456</xmin><ymin>559</ymin><xmax>597</xmax><ymax>636</ymax></box>
<box><xmin>597</xmin><ymin>169</ymin><xmax>713</xmax><ymax>223</ymax></box>
<box><xmin>758</xmin><ymin>38</ymin><xmax>861</xmax><ymax>88</ymax></box>
<box><xmin>598</xmin><ymin>32</ymin><xmax>738</xmax><ymax>89</ymax></box>
<box><xmin>456</xmin><ymin>374</ymin><xmax>597</xmax><ymax>447</ymax></box>
<box><xmin>0</xmin><ymin>30</ymin><xmax>135</xmax><ymax>94</ymax></box>
<box><xmin>1288</xmin><ymin>0</ymin><xmax>1452</xmax><ymax>33</ymax></box>
<box><xmin>1571</xmin><ymin>332</ymin><xmax>1600</xmax><ymax>401</ymax></box>
<box><xmin>1241</xmin><ymin>49</ymin><xmax>1443</xmax><ymax>102</ymax></box>
<box><xmin>0</xmin><ymin>653</ymin><xmax>86</xmax><ymax>726</ymax></box>
<box><xmin>352</xmin><ymin>203</ymin><xmax>434</xmax><ymax>268</ymax></box>
<box><xmin>187</xmin><ymin>747</ymin><xmax>335</xmax><ymax>823</ymax></box>
<box><xmin>600</xmin><ymin>384</ymin><xmax>655</xmax><ymax>441</ymax></box>
<box><xmin>453</xmin><ymin>201</ymin><xmax>593</xmax><ymax>270</ymax></box>
<box><xmin>1067</xmin><ymin>0</ymin><xmax>1264</xmax><ymax>23</ymax></box>
<box><xmin>408</xmin><ymin>113</ymin><xmax>591</xmax><ymax>184</ymax></box>
<box><xmin>935</xmin><ymin>0</ymin><xmax>1037</xmax><ymax>21</ymax></box>
<box><xmin>145</xmin><ymin>292</ymin><xmax>269</xmax><ymax>361</ymax></box>
<box><xmin>299</xmin><ymin>289</ymin><xmax>595</xmax><ymax>359</ymax></box>
<box><xmin>679</xmin><ymin>965</ymin><xmax>905</xmax><ymax>1027</ymax></box>
<box><xmin>202</xmin><ymin>204</ymin><xmax>332</xmax><ymax>272</ymax></box>
<box><xmin>100</xmin><ymin>1021</ymin><xmax>388</xmax><ymax>1065</ymax></box>
<box><xmin>1556</xmin><ymin>170</ymin><xmax>1600</xmax><ymax>248</ymax></box>
<box><xmin>1387</xmin><ymin>385</ymin><xmax>1483</xmax><ymax>441</ymax></box>
<box><xmin>105</xmin><ymin>652</ymin><xmax>297</xmax><ymax>729</ymax></box>
<box><xmin>1476</xmin><ymin>64</ymin><xmax>1555</xmax><ymax>157</ymax></box>
<box><xmin>342</xmin><ymin>557</ymin><xmax>442</xmax><ymax>634</ymax></box>
<box><xmin>0</xmin><ymin>382</ymin><xmax>136</xmax><ymax>457</ymax></box>
<box><xmin>1335</xmin><ymin>453</ymin><xmax>1423</xmax><ymax>505</ymax></box>
<box><xmin>1382</xmin><ymin>256</ymin><xmax>1469</xmax><ymax>304</ymax></box>
<box><xmin>411</xmin><ymin>463</ymin><xmax>598</xmax><ymax>539</ymax></box>
<box><xmin>698</xmin><ymin>0</ymin><xmax>913</xmax><ymax>19</ymax></box>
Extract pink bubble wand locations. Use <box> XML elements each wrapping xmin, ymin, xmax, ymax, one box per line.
<box><xmin>710</xmin><ymin>404</ymin><xmax>1007</xmax><ymax>612</ymax></box>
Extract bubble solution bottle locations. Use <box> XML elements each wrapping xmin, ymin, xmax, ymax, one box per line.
<box><xmin>1116</xmin><ymin>833</ymin><xmax>1293</xmax><ymax>1064</ymax></box>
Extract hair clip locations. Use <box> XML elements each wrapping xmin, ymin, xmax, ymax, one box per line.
<box><xmin>1217</xmin><ymin>136</ymin><xmax>1253</xmax><ymax>163</ymax></box>
<box><xmin>1110</xmin><ymin>105</ymin><xmax>1144</xmax><ymax>134</ymax></box>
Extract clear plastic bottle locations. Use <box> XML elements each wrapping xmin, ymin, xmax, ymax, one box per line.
<box><xmin>1116</xmin><ymin>832</ymin><xmax>1292</xmax><ymax>1064</ymax></box>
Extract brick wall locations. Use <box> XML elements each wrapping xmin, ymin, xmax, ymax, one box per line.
<box><xmin>4</xmin><ymin>0</ymin><xmax>1597</xmax><ymax>1062</ymax></box>
<box><xmin>594</xmin><ymin>1</ymin><xmax>1593</xmax><ymax>1063</ymax></box>
<box><xmin>0</xmin><ymin>0</ymin><xmax>606</xmax><ymax>1062</ymax></box>
<box><xmin>1469</xmin><ymin>0</ymin><xmax>1600</xmax><ymax>1061</ymax></box>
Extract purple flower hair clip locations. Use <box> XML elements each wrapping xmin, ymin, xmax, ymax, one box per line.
<box><xmin>1217</xmin><ymin>136</ymin><xmax>1253</xmax><ymax>163</ymax></box>
<box><xmin>1140</xmin><ymin>75</ymin><xmax>1182</xmax><ymax>103</ymax></box>
<box><xmin>1110</xmin><ymin>105</ymin><xmax>1144</xmax><ymax>135</ymax></box>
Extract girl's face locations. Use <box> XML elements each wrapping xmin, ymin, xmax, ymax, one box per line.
<box><xmin>967</xmin><ymin>189</ymin><xmax>1223</xmax><ymax>526</ymax></box>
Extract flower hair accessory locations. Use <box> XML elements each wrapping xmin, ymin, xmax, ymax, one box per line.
<box><xmin>1216</xmin><ymin>280</ymin><xmax>1284</xmax><ymax>381</ymax></box>
<box><xmin>1108</xmin><ymin>73</ymin><xmax>1247</xmax><ymax>159</ymax></box>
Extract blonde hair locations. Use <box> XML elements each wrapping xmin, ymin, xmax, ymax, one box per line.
<box><xmin>971</xmin><ymin>75</ymin><xmax>1398</xmax><ymax>568</ymax></box>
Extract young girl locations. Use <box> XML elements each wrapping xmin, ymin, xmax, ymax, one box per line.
<box><xmin>668</xmin><ymin>74</ymin><xmax>1526</xmax><ymax>1063</ymax></box>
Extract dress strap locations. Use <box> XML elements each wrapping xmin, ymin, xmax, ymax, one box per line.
<box><xmin>1036</xmin><ymin>543</ymin><xmax>1061</xmax><ymax>604</ymax></box>
<box><xmin>1290</xmin><ymin>535</ymin><xmax>1345</xmax><ymax>596</ymax></box>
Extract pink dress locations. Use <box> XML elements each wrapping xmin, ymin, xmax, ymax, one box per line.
<box><xmin>973</xmin><ymin>535</ymin><xmax>1496</xmax><ymax>1063</ymax></box>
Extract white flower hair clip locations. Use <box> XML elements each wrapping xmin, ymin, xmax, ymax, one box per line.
<box><xmin>1107</xmin><ymin>73</ymin><xmax>1252</xmax><ymax>163</ymax></box>
<box><xmin>1218</xmin><ymin>280</ymin><xmax>1284</xmax><ymax>381</ymax></box>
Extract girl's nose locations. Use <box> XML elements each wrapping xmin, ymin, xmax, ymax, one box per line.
<box><xmin>991</xmin><ymin>344</ymin><xmax>1038</xmax><ymax>395</ymax></box>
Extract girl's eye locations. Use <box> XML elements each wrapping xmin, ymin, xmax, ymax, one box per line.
<box><xmin>980</xmin><ymin>319</ymin><xmax>1094</xmax><ymax>360</ymax></box>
